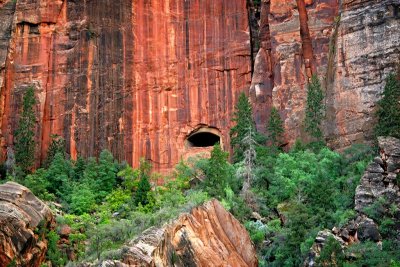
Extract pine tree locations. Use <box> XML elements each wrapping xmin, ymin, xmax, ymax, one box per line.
<box><xmin>230</xmin><ymin>92</ymin><xmax>256</xmax><ymax>163</ymax></box>
<box><xmin>97</xmin><ymin>150</ymin><xmax>117</xmax><ymax>199</ymax></box>
<box><xmin>237</xmin><ymin>126</ymin><xmax>257</xmax><ymax>196</ymax></box>
<box><xmin>267</xmin><ymin>107</ymin><xmax>284</xmax><ymax>151</ymax></box>
<box><xmin>203</xmin><ymin>143</ymin><xmax>230</xmax><ymax>198</ymax></box>
<box><xmin>304</xmin><ymin>75</ymin><xmax>325</xmax><ymax>142</ymax></box>
<box><xmin>374</xmin><ymin>73</ymin><xmax>400</xmax><ymax>139</ymax></box>
<box><xmin>134</xmin><ymin>158</ymin><xmax>152</xmax><ymax>206</ymax></box>
<box><xmin>14</xmin><ymin>86</ymin><xmax>37</xmax><ymax>173</ymax></box>
<box><xmin>44</xmin><ymin>134</ymin><xmax>66</xmax><ymax>167</ymax></box>
<box><xmin>73</xmin><ymin>156</ymin><xmax>86</xmax><ymax>181</ymax></box>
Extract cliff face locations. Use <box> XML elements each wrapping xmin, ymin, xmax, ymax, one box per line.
<box><xmin>0</xmin><ymin>0</ymin><xmax>251</xmax><ymax>171</ymax></box>
<box><xmin>0</xmin><ymin>182</ymin><xmax>54</xmax><ymax>267</ymax></box>
<box><xmin>84</xmin><ymin>199</ymin><xmax>258</xmax><ymax>267</ymax></box>
<box><xmin>0</xmin><ymin>0</ymin><xmax>399</xmax><ymax>170</ymax></box>
<box><xmin>250</xmin><ymin>0</ymin><xmax>339</xmax><ymax>143</ymax></box>
<box><xmin>325</xmin><ymin>0</ymin><xmax>400</xmax><ymax>148</ymax></box>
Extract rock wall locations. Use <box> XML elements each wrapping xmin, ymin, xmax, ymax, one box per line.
<box><xmin>0</xmin><ymin>0</ymin><xmax>399</xmax><ymax>170</ymax></box>
<box><xmin>0</xmin><ymin>0</ymin><xmax>251</xmax><ymax>171</ymax></box>
<box><xmin>325</xmin><ymin>0</ymin><xmax>400</xmax><ymax>149</ymax></box>
<box><xmin>83</xmin><ymin>199</ymin><xmax>258</xmax><ymax>267</ymax></box>
<box><xmin>0</xmin><ymin>182</ymin><xmax>54</xmax><ymax>267</ymax></box>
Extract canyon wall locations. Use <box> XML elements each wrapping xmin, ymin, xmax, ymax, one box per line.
<box><xmin>0</xmin><ymin>0</ymin><xmax>399</xmax><ymax>170</ymax></box>
<box><xmin>0</xmin><ymin>0</ymin><xmax>252</xmax><ymax>171</ymax></box>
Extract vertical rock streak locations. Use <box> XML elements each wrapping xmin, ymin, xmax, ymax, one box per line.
<box><xmin>0</xmin><ymin>0</ymin><xmax>252</xmax><ymax>172</ymax></box>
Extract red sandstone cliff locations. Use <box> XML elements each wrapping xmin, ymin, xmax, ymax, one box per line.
<box><xmin>0</xmin><ymin>0</ymin><xmax>252</xmax><ymax>172</ymax></box>
<box><xmin>0</xmin><ymin>0</ymin><xmax>399</xmax><ymax>170</ymax></box>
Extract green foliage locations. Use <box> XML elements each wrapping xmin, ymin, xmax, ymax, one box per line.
<box><xmin>374</xmin><ymin>73</ymin><xmax>400</xmax><ymax>139</ymax></box>
<box><xmin>346</xmin><ymin>241</ymin><xmax>397</xmax><ymax>267</ymax></box>
<box><xmin>22</xmin><ymin>169</ymin><xmax>54</xmax><ymax>201</ymax></box>
<box><xmin>304</xmin><ymin>75</ymin><xmax>325</xmax><ymax>142</ymax></box>
<box><xmin>230</xmin><ymin>92</ymin><xmax>257</xmax><ymax>162</ymax></box>
<box><xmin>316</xmin><ymin>236</ymin><xmax>344</xmax><ymax>267</ymax></box>
<box><xmin>46</xmin><ymin>153</ymin><xmax>72</xmax><ymax>199</ymax></box>
<box><xmin>134</xmin><ymin>158</ymin><xmax>152</xmax><ymax>206</ymax></box>
<box><xmin>46</xmin><ymin>152</ymin><xmax>73</xmax><ymax>198</ymax></box>
<box><xmin>44</xmin><ymin>134</ymin><xmax>66</xmax><ymax>168</ymax></box>
<box><xmin>255</xmin><ymin>144</ymin><xmax>374</xmax><ymax>266</ymax></box>
<box><xmin>47</xmin><ymin>230</ymin><xmax>67</xmax><ymax>267</ymax></box>
<box><xmin>69</xmin><ymin>183</ymin><xmax>96</xmax><ymax>215</ymax></box>
<box><xmin>14</xmin><ymin>86</ymin><xmax>37</xmax><ymax>173</ymax></box>
<box><xmin>245</xmin><ymin>220</ymin><xmax>267</xmax><ymax>248</ymax></box>
<box><xmin>267</xmin><ymin>107</ymin><xmax>284</xmax><ymax>151</ymax></box>
<box><xmin>73</xmin><ymin>156</ymin><xmax>86</xmax><ymax>181</ymax></box>
<box><xmin>96</xmin><ymin>150</ymin><xmax>118</xmax><ymax>200</ymax></box>
<box><xmin>201</xmin><ymin>143</ymin><xmax>233</xmax><ymax>198</ymax></box>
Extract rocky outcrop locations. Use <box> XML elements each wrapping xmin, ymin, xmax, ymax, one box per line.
<box><xmin>355</xmin><ymin>136</ymin><xmax>400</xmax><ymax>213</ymax></box>
<box><xmin>305</xmin><ymin>136</ymin><xmax>400</xmax><ymax>266</ymax></box>
<box><xmin>0</xmin><ymin>182</ymin><xmax>54</xmax><ymax>267</ymax></box>
<box><xmin>85</xmin><ymin>199</ymin><xmax>258</xmax><ymax>267</ymax></box>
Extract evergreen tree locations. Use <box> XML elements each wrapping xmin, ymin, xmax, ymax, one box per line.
<box><xmin>236</xmin><ymin>126</ymin><xmax>257</xmax><ymax>196</ymax></box>
<box><xmin>14</xmin><ymin>86</ymin><xmax>36</xmax><ymax>173</ymax></box>
<box><xmin>374</xmin><ymin>73</ymin><xmax>400</xmax><ymax>139</ymax></box>
<box><xmin>230</xmin><ymin>92</ymin><xmax>256</xmax><ymax>163</ymax></box>
<box><xmin>202</xmin><ymin>143</ymin><xmax>231</xmax><ymax>198</ymax></box>
<box><xmin>267</xmin><ymin>107</ymin><xmax>284</xmax><ymax>151</ymax></box>
<box><xmin>96</xmin><ymin>150</ymin><xmax>117</xmax><ymax>199</ymax></box>
<box><xmin>304</xmin><ymin>75</ymin><xmax>325</xmax><ymax>142</ymax></box>
<box><xmin>73</xmin><ymin>156</ymin><xmax>86</xmax><ymax>181</ymax></box>
<box><xmin>46</xmin><ymin>152</ymin><xmax>73</xmax><ymax>198</ymax></box>
<box><xmin>134</xmin><ymin>158</ymin><xmax>152</xmax><ymax>206</ymax></box>
<box><xmin>44</xmin><ymin>134</ymin><xmax>66</xmax><ymax>168</ymax></box>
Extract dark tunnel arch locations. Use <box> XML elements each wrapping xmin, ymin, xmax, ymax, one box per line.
<box><xmin>186</xmin><ymin>127</ymin><xmax>221</xmax><ymax>148</ymax></box>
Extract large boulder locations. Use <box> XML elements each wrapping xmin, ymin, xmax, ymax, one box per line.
<box><xmin>0</xmin><ymin>182</ymin><xmax>54</xmax><ymax>267</ymax></box>
<box><xmin>84</xmin><ymin>199</ymin><xmax>258</xmax><ymax>267</ymax></box>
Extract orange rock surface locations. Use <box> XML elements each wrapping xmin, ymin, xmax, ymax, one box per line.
<box><xmin>93</xmin><ymin>199</ymin><xmax>258</xmax><ymax>266</ymax></box>
<box><xmin>0</xmin><ymin>0</ymin><xmax>399</xmax><ymax>170</ymax></box>
<box><xmin>0</xmin><ymin>0</ymin><xmax>251</xmax><ymax>172</ymax></box>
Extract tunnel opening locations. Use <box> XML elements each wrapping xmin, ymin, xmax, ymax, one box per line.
<box><xmin>186</xmin><ymin>131</ymin><xmax>221</xmax><ymax>148</ymax></box>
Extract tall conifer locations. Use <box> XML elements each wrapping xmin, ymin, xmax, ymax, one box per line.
<box><xmin>230</xmin><ymin>92</ymin><xmax>256</xmax><ymax>163</ymax></box>
<box><xmin>374</xmin><ymin>73</ymin><xmax>400</xmax><ymax>139</ymax></box>
<box><xmin>14</xmin><ymin>87</ymin><xmax>36</xmax><ymax>173</ymax></box>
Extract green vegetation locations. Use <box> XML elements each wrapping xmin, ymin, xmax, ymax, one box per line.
<box><xmin>14</xmin><ymin>86</ymin><xmax>36</xmax><ymax>174</ymax></box>
<box><xmin>230</xmin><ymin>92</ymin><xmax>257</xmax><ymax>163</ymax></box>
<box><xmin>267</xmin><ymin>107</ymin><xmax>284</xmax><ymax>152</ymax></box>
<box><xmin>44</xmin><ymin>134</ymin><xmax>66</xmax><ymax>168</ymax></box>
<box><xmin>1</xmin><ymin>75</ymin><xmax>399</xmax><ymax>266</ymax></box>
<box><xmin>374</xmin><ymin>73</ymin><xmax>400</xmax><ymax>139</ymax></box>
<box><xmin>304</xmin><ymin>75</ymin><xmax>325</xmax><ymax>145</ymax></box>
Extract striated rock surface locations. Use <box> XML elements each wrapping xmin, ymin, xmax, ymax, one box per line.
<box><xmin>0</xmin><ymin>182</ymin><xmax>54</xmax><ymax>267</ymax></box>
<box><xmin>0</xmin><ymin>0</ymin><xmax>399</xmax><ymax>171</ymax></box>
<box><xmin>325</xmin><ymin>0</ymin><xmax>400</xmax><ymax>148</ymax></box>
<box><xmin>84</xmin><ymin>199</ymin><xmax>258</xmax><ymax>267</ymax></box>
<box><xmin>0</xmin><ymin>0</ymin><xmax>251</xmax><ymax>172</ymax></box>
<box><xmin>250</xmin><ymin>0</ymin><xmax>339</xmax><ymax>141</ymax></box>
